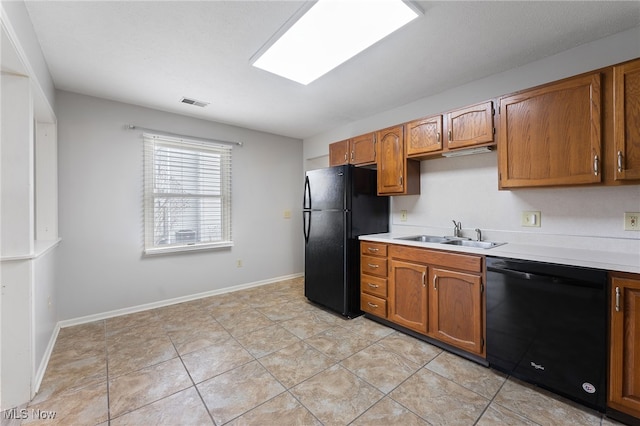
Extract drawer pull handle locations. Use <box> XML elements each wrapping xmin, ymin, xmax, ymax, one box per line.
<box><xmin>615</xmin><ymin>286</ymin><xmax>621</xmax><ymax>312</ymax></box>
<box><xmin>368</xmin><ymin>283</ymin><xmax>379</xmax><ymax>288</ymax></box>
<box><xmin>433</xmin><ymin>274</ymin><xmax>438</xmax><ymax>290</ymax></box>
<box><xmin>437</xmin><ymin>131</ymin><xmax>441</xmax><ymax>142</ymax></box>
<box><xmin>367</xmin><ymin>302</ymin><xmax>379</xmax><ymax>308</ymax></box>
<box><xmin>367</xmin><ymin>247</ymin><xmax>379</xmax><ymax>253</ymax></box>
<box><xmin>593</xmin><ymin>154</ymin><xmax>599</xmax><ymax>176</ymax></box>
<box><xmin>367</xmin><ymin>263</ymin><xmax>379</xmax><ymax>268</ymax></box>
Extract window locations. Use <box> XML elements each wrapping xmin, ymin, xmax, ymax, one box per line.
<box><xmin>143</xmin><ymin>133</ymin><xmax>232</xmax><ymax>254</ymax></box>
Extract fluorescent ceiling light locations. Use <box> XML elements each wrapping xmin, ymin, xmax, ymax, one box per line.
<box><xmin>252</xmin><ymin>0</ymin><xmax>421</xmax><ymax>85</ymax></box>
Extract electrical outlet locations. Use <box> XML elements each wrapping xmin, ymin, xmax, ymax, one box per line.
<box><xmin>624</xmin><ymin>212</ymin><xmax>640</xmax><ymax>231</ymax></box>
<box><xmin>236</xmin><ymin>259</ymin><xmax>243</xmax><ymax>268</ymax></box>
<box><xmin>400</xmin><ymin>210</ymin><xmax>408</xmax><ymax>222</ymax></box>
<box><xmin>283</xmin><ymin>209</ymin><xmax>291</xmax><ymax>219</ymax></box>
<box><xmin>521</xmin><ymin>211</ymin><xmax>541</xmax><ymax>227</ymax></box>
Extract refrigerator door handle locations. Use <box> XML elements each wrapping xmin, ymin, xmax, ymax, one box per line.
<box><xmin>303</xmin><ymin>211</ymin><xmax>311</xmax><ymax>243</ymax></box>
<box><xmin>303</xmin><ymin>176</ymin><xmax>311</xmax><ymax>210</ymax></box>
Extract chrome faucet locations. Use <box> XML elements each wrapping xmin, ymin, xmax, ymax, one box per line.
<box><xmin>452</xmin><ymin>220</ymin><xmax>462</xmax><ymax>238</ymax></box>
<box><xmin>475</xmin><ymin>228</ymin><xmax>482</xmax><ymax>242</ymax></box>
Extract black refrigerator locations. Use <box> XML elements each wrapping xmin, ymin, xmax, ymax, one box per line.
<box><xmin>303</xmin><ymin>165</ymin><xmax>389</xmax><ymax>317</ymax></box>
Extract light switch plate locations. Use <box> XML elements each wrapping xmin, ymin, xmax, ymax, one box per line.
<box><xmin>521</xmin><ymin>211</ymin><xmax>541</xmax><ymax>227</ymax></box>
<box><xmin>400</xmin><ymin>210</ymin><xmax>408</xmax><ymax>222</ymax></box>
<box><xmin>624</xmin><ymin>212</ymin><xmax>640</xmax><ymax>231</ymax></box>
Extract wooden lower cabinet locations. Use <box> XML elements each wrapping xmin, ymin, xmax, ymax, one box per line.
<box><xmin>361</xmin><ymin>242</ymin><xmax>485</xmax><ymax>359</ymax></box>
<box><xmin>609</xmin><ymin>273</ymin><xmax>640</xmax><ymax>420</ymax></box>
<box><xmin>388</xmin><ymin>259</ymin><xmax>428</xmax><ymax>334</ymax></box>
<box><xmin>361</xmin><ymin>242</ymin><xmax>389</xmax><ymax>318</ymax></box>
<box><xmin>429</xmin><ymin>268</ymin><xmax>484</xmax><ymax>356</ymax></box>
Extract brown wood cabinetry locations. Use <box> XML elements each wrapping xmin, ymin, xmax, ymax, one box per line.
<box><xmin>389</xmin><ymin>259</ymin><xmax>428</xmax><ymax>333</ymax></box>
<box><xmin>446</xmin><ymin>101</ymin><xmax>495</xmax><ymax>150</ymax></box>
<box><xmin>329</xmin><ymin>139</ymin><xmax>349</xmax><ymax>166</ymax></box>
<box><xmin>406</xmin><ymin>115</ymin><xmax>443</xmax><ymax>157</ymax></box>
<box><xmin>609</xmin><ymin>273</ymin><xmax>640</xmax><ymax>419</ymax></box>
<box><xmin>429</xmin><ymin>268</ymin><xmax>484</xmax><ymax>355</ymax></box>
<box><xmin>498</xmin><ymin>73</ymin><xmax>602</xmax><ymax>188</ymax></box>
<box><xmin>360</xmin><ymin>242</ymin><xmax>388</xmax><ymax>318</ymax></box>
<box><xmin>613</xmin><ymin>59</ymin><xmax>640</xmax><ymax>181</ymax></box>
<box><xmin>362</xmin><ymin>243</ymin><xmax>485</xmax><ymax>357</ymax></box>
<box><xmin>329</xmin><ymin>133</ymin><xmax>376</xmax><ymax>167</ymax></box>
<box><xmin>376</xmin><ymin>125</ymin><xmax>420</xmax><ymax>195</ymax></box>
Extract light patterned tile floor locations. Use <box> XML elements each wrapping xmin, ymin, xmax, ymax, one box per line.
<box><xmin>13</xmin><ymin>277</ymin><xmax>621</xmax><ymax>425</ymax></box>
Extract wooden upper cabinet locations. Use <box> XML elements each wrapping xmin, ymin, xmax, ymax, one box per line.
<box><xmin>350</xmin><ymin>133</ymin><xmax>376</xmax><ymax>165</ymax></box>
<box><xmin>376</xmin><ymin>125</ymin><xmax>420</xmax><ymax>195</ymax></box>
<box><xmin>498</xmin><ymin>73</ymin><xmax>602</xmax><ymax>188</ymax></box>
<box><xmin>613</xmin><ymin>59</ymin><xmax>640</xmax><ymax>181</ymax></box>
<box><xmin>428</xmin><ymin>268</ymin><xmax>484</xmax><ymax>356</ymax></box>
<box><xmin>329</xmin><ymin>140</ymin><xmax>349</xmax><ymax>166</ymax></box>
<box><xmin>446</xmin><ymin>101</ymin><xmax>494</xmax><ymax>149</ymax></box>
<box><xmin>406</xmin><ymin>115</ymin><xmax>443</xmax><ymax>157</ymax></box>
<box><xmin>329</xmin><ymin>133</ymin><xmax>376</xmax><ymax>167</ymax></box>
<box><xmin>609</xmin><ymin>273</ymin><xmax>640</xmax><ymax>419</ymax></box>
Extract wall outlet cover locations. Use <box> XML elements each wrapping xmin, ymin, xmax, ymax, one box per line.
<box><xmin>521</xmin><ymin>211</ymin><xmax>541</xmax><ymax>227</ymax></box>
<box><xmin>624</xmin><ymin>212</ymin><xmax>640</xmax><ymax>231</ymax></box>
<box><xmin>400</xmin><ymin>210</ymin><xmax>408</xmax><ymax>222</ymax></box>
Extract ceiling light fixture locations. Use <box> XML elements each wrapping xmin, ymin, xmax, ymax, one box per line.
<box><xmin>251</xmin><ymin>0</ymin><xmax>421</xmax><ymax>85</ymax></box>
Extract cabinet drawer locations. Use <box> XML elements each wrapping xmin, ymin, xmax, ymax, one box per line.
<box><xmin>389</xmin><ymin>244</ymin><xmax>482</xmax><ymax>273</ymax></box>
<box><xmin>361</xmin><ymin>293</ymin><xmax>387</xmax><ymax>318</ymax></box>
<box><xmin>361</xmin><ymin>242</ymin><xmax>387</xmax><ymax>257</ymax></box>
<box><xmin>361</xmin><ymin>274</ymin><xmax>387</xmax><ymax>298</ymax></box>
<box><xmin>361</xmin><ymin>256</ymin><xmax>388</xmax><ymax>277</ymax></box>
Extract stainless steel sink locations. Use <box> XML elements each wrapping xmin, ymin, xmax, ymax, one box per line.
<box><xmin>440</xmin><ymin>239</ymin><xmax>506</xmax><ymax>249</ymax></box>
<box><xmin>394</xmin><ymin>235</ymin><xmax>450</xmax><ymax>243</ymax></box>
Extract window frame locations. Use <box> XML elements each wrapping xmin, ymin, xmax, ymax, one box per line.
<box><xmin>143</xmin><ymin>133</ymin><xmax>232</xmax><ymax>255</ymax></box>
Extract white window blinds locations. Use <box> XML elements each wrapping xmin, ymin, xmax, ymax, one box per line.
<box><xmin>143</xmin><ymin>133</ymin><xmax>232</xmax><ymax>254</ymax></box>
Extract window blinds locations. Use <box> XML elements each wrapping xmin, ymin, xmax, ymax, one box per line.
<box><xmin>143</xmin><ymin>133</ymin><xmax>232</xmax><ymax>254</ymax></box>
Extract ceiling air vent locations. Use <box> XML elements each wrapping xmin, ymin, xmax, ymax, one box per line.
<box><xmin>180</xmin><ymin>97</ymin><xmax>210</xmax><ymax>108</ymax></box>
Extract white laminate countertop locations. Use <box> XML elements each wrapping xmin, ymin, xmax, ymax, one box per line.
<box><xmin>359</xmin><ymin>233</ymin><xmax>640</xmax><ymax>274</ymax></box>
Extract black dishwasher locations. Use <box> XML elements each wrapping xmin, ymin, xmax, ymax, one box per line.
<box><xmin>486</xmin><ymin>256</ymin><xmax>607</xmax><ymax>412</ymax></box>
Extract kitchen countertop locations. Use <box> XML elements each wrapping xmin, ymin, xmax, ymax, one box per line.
<box><xmin>360</xmin><ymin>232</ymin><xmax>640</xmax><ymax>274</ymax></box>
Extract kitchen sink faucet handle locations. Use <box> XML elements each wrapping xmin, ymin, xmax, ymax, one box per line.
<box><xmin>452</xmin><ymin>220</ymin><xmax>461</xmax><ymax>237</ymax></box>
<box><xmin>475</xmin><ymin>228</ymin><xmax>482</xmax><ymax>242</ymax></box>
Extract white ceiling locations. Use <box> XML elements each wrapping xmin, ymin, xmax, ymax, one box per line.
<box><xmin>23</xmin><ymin>1</ymin><xmax>640</xmax><ymax>140</ymax></box>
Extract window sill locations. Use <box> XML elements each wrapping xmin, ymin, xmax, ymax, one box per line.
<box><xmin>143</xmin><ymin>241</ymin><xmax>233</xmax><ymax>256</ymax></box>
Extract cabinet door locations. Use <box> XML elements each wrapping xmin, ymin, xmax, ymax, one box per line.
<box><xmin>447</xmin><ymin>101</ymin><xmax>494</xmax><ymax>149</ymax></box>
<box><xmin>613</xmin><ymin>60</ymin><xmax>640</xmax><ymax>181</ymax></box>
<box><xmin>388</xmin><ymin>259</ymin><xmax>428</xmax><ymax>334</ymax></box>
<box><xmin>376</xmin><ymin>125</ymin><xmax>405</xmax><ymax>194</ymax></box>
<box><xmin>609</xmin><ymin>275</ymin><xmax>640</xmax><ymax>419</ymax></box>
<box><xmin>499</xmin><ymin>73</ymin><xmax>602</xmax><ymax>188</ymax></box>
<box><xmin>406</xmin><ymin>115</ymin><xmax>443</xmax><ymax>156</ymax></box>
<box><xmin>329</xmin><ymin>140</ymin><xmax>349</xmax><ymax>166</ymax></box>
<box><xmin>428</xmin><ymin>268</ymin><xmax>484</xmax><ymax>355</ymax></box>
<box><xmin>351</xmin><ymin>133</ymin><xmax>376</xmax><ymax>165</ymax></box>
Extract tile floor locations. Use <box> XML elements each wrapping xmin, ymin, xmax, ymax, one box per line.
<box><xmin>8</xmin><ymin>277</ymin><xmax>622</xmax><ymax>425</ymax></box>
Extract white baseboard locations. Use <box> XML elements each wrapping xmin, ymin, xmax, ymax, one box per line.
<box><xmin>57</xmin><ymin>273</ymin><xmax>304</xmax><ymax>329</ymax></box>
<box><xmin>33</xmin><ymin>323</ymin><xmax>60</xmax><ymax>396</ymax></box>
